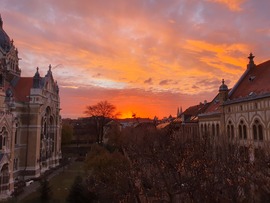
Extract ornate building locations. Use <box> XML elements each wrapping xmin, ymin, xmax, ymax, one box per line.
<box><xmin>0</xmin><ymin>15</ymin><xmax>61</xmax><ymax>199</ymax></box>
<box><xmin>199</xmin><ymin>53</ymin><xmax>270</xmax><ymax>160</ymax></box>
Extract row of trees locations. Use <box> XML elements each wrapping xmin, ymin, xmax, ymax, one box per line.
<box><xmin>60</xmin><ymin>101</ymin><xmax>270</xmax><ymax>202</ymax></box>
<box><xmin>83</xmin><ymin>124</ymin><xmax>270</xmax><ymax>202</ymax></box>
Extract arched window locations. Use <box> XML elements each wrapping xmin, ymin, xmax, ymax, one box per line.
<box><xmin>238</xmin><ymin>125</ymin><xmax>242</xmax><ymax>139</ymax></box>
<box><xmin>238</xmin><ymin>120</ymin><xmax>247</xmax><ymax>140</ymax></box>
<box><xmin>0</xmin><ymin>163</ymin><xmax>9</xmax><ymax>190</ymax></box>
<box><xmin>253</xmin><ymin>119</ymin><xmax>263</xmax><ymax>141</ymax></box>
<box><xmin>227</xmin><ymin>121</ymin><xmax>234</xmax><ymax>140</ymax></box>
<box><xmin>243</xmin><ymin>125</ymin><xmax>247</xmax><ymax>139</ymax></box>
<box><xmin>227</xmin><ymin>125</ymin><xmax>230</xmax><ymax>138</ymax></box>
<box><xmin>0</xmin><ymin>127</ymin><xmax>7</xmax><ymax>150</ymax></box>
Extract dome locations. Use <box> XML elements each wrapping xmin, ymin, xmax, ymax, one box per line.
<box><xmin>0</xmin><ymin>15</ymin><xmax>11</xmax><ymax>51</ymax></box>
<box><xmin>219</xmin><ymin>79</ymin><xmax>228</xmax><ymax>92</ymax></box>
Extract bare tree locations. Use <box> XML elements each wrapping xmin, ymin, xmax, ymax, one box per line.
<box><xmin>84</xmin><ymin>101</ymin><xmax>120</xmax><ymax>143</ymax></box>
<box><xmin>83</xmin><ymin>124</ymin><xmax>270</xmax><ymax>202</ymax></box>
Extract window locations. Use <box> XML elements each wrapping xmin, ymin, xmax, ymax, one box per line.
<box><xmin>212</xmin><ymin>124</ymin><xmax>215</xmax><ymax>136</ymax></box>
<box><xmin>243</xmin><ymin>125</ymin><xmax>247</xmax><ymax>139</ymax></box>
<box><xmin>216</xmin><ymin>124</ymin><xmax>220</xmax><ymax>136</ymax></box>
<box><xmin>15</xmin><ymin>123</ymin><xmax>19</xmax><ymax>145</ymax></box>
<box><xmin>227</xmin><ymin>121</ymin><xmax>234</xmax><ymax>140</ymax></box>
<box><xmin>253</xmin><ymin>119</ymin><xmax>263</xmax><ymax>141</ymax></box>
<box><xmin>238</xmin><ymin>120</ymin><xmax>247</xmax><ymax>140</ymax></box>
<box><xmin>0</xmin><ymin>127</ymin><xmax>7</xmax><ymax>150</ymax></box>
<box><xmin>0</xmin><ymin>164</ymin><xmax>9</xmax><ymax>187</ymax></box>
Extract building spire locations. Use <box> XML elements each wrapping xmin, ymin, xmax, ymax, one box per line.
<box><xmin>247</xmin><ymin>53</ymin><xmax>255</xmax><ymax>69</ymax></box>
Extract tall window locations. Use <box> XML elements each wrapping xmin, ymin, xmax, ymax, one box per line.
<box><xmin>14</xmin><ymin>123</ymin><xmax>19</xmax><ymax>145</ymax></box>
<box><xmin>212</xmin><ymin>124</ymin><xmax>215</xmax><ymax>136</ymax></box>
<box><xmin>253</xmin><ymin>119</ymin><xmax>263</xmax><ymax>141</ymax></box>
<box><xmin>216</xmin><ymin>124</ymin><xmax>220</xmax><ymax>136</ymax></box>
<box><xmin>227</xmin><ymin>121</ymin><xmax>234</xmax><ymax>140</ymax></box>
<box><xmin>0</xmin><ymin>127</ymin><xmax>7</xmax><ymax>150</ymax></box>
<box><xmin>0</xmin><ymin>164</ymin><xmax>9</xmax><ymax>191</ymax></box>
<box><xmin>238</xmin><ymin>120</ymin><xmax>247</xmax><ymax>140</ymax></box>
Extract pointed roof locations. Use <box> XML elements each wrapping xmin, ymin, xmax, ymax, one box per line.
<box><xmin>229</xmin><ymin>59</ymin><xmax>270</xmax><ymax>100</ymax></box>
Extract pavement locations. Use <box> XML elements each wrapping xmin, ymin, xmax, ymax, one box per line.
<box><xmin>11</xmin><ymin>164</ymin><xmax>69</xmax><ymax>202</ymax></box>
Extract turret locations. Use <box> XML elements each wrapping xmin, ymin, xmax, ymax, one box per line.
<box><xmin>33</xmin><ymin>67</ymin><xmax>41</xmax><ymax>88</ymax></box>
<box><xmin>219</xmin><ymin>79</ymin><xmax>229</xmax><ymax>103</ymax></box>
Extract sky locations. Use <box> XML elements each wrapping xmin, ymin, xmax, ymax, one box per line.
<box><xmin>1</xmin><ymin>0</ymin><xmax>270</xmax><ymax>119</ymax></box>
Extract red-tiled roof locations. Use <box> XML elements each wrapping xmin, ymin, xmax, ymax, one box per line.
<box><xmin>203</xmin><ymin>94</ymin><xmax>221</xmax><ymax>114</ymax></box>
<box><xmin>183</xmin><ymin>103</ymin><xmax>210</xmax><ymax>121</ymax></box>
<box><xmin>13</xmin><ymin>77</ymin><xmax>32</xmax><ymax>102</ymax></box>
<box><xmin>183</xmin><ymin>103</ymin><xmax>209</xmax><ymax>116</ymax></box>
<box><xmin>230</xmin><ymin>60</ymin><xmax>270</xmax><ymax>100</ymax></box>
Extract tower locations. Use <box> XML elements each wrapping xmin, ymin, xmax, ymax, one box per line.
<box><xmin>219</xmin><ymin>79</ymin><xmax>228</xmax><ymax>103</ymax></box>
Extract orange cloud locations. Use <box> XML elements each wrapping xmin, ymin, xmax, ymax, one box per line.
<box><xmin>206</xmin><ymin>0</ymin><xmax>246</xmax><ymax>11</ymax></box>
<box><xmin>2</xmin><ymin>0</ymin><xmax>269</xmax><ymax>119</ymax></box>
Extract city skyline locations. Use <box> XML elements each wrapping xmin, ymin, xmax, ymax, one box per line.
<box><xmin>1</xmin><ymin>0</ymin><xmax>270</xmax><ymax>118</ymax></box>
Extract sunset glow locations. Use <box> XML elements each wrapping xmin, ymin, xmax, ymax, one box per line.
<box><xmin>1</xmin><ymin>0</ymin><xmax>270</xmax><ymax>119</ymax></box>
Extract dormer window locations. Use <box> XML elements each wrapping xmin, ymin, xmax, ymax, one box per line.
<box><xmin>249</xmin><ymin>76</ymin><xmax>256</xmax><ymax>81</ymax></box>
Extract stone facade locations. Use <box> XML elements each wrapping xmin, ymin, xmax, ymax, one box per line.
<box><xmin>0</xmin><ymin>15</ymin><xmax>61</xmax><ymax>199</ymax></box>
<box><xmin>199</xmin><ymin>53</ymin><xmax>270</xmax><ymax>160</ymax></box>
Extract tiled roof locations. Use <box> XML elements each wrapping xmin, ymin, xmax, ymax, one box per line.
<box><xmin>230</xmin><ymin>60</ymin><xmax>270</xmax><ymax>100</ymax></box>
<box><xmin>13</xmin><ymin>77</ymin><xmax>33</xmax><ymax>102</ymax></box>
<box><xmin>203</xmin><ymin>94</ymin><xmax>221</xmax><ymax>114</ymax></box>
<box><xmin>183</xmin><ymin>103</ymin><xmax>209</xmax><ymax>116</ymax></box>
